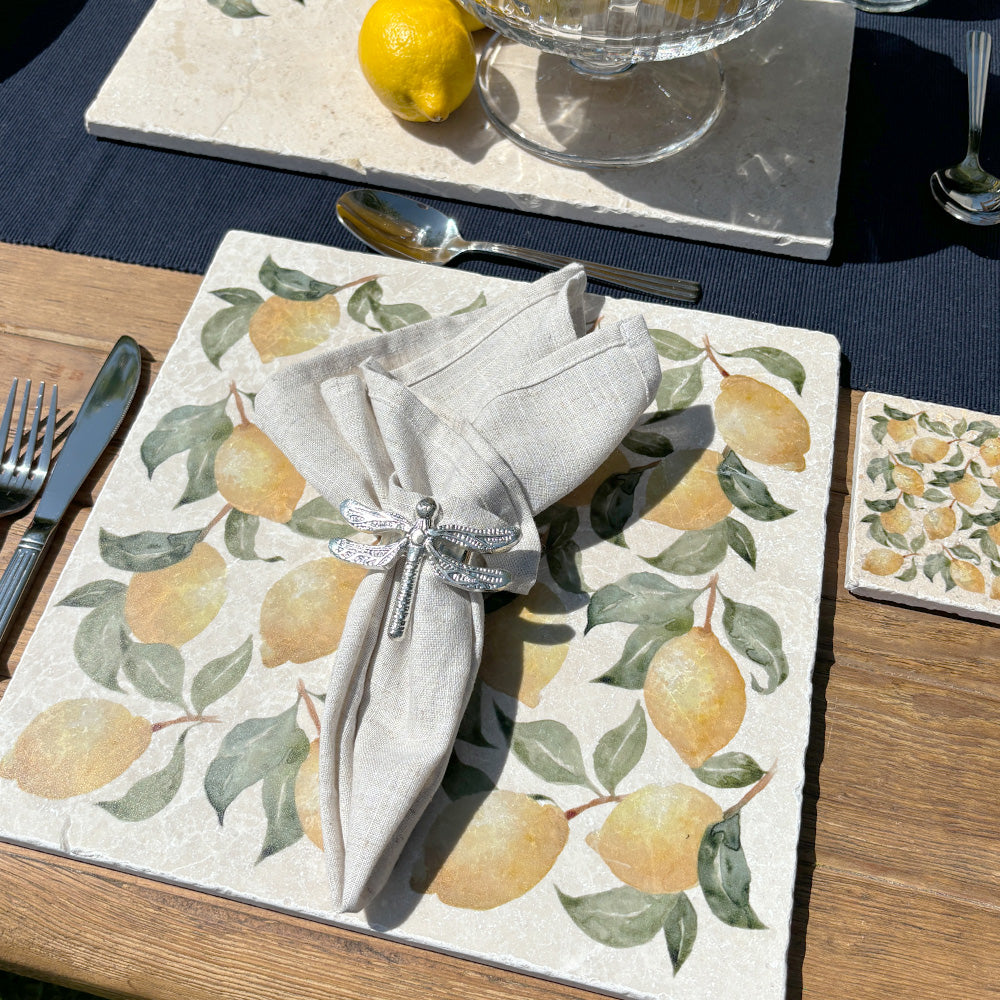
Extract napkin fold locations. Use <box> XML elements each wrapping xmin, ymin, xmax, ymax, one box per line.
<box><xmin>255</xmin><ymin>264</ymin><xmax>660</xmax><ymax>913</ymax></box>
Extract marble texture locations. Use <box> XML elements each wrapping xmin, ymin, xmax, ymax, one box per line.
<box><xmin>846</xmin><ymin>392</ymin><xmax>1000</xmax><ymax>624</ymax></box>
<box><xmin>0</xmin><ymin>233</ymin><xmax>840</xmax><ymax>1000</ymax></box>
<box><xmin>84</xmin><ymin>0</ymin><xmax>854</xmax><ymax>259</ymax></box>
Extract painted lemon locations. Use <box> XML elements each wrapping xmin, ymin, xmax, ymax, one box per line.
<box><xmin>248</xmin><ymin>295</ymin><xmax>341</xmax><ymax>364</ymax></box>
<box><xmin>644</xmin><ymin>449</ymin><xmax>732</xmax><ymax>531</ymax></box>
<box><xmin>214</xmin><ymin>424</ymin><xmax>306</xmax><ymax>523</ymax></box>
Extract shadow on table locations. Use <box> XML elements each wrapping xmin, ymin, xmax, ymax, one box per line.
<box><xmin>0</xmin><ymin>0</ymin><xmax>87</xmax><ymax>84</ymax></box>
<box><xmin>914</xmin><ymin>0</ymin><xmax>997</xmax><ymax>21</ymax></box>
<box><xmin>832</xmin><ymin>27</ymin><xmax>1000</xmax><ymax>265</ymax></box>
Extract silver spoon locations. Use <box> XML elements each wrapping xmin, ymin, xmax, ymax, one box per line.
<box><xmin>930</xmin><ymin>30</ymin><xmax>1000</xmax><ymax>226</ymax></box>
<box><xmin>336</xmin><ymin>189</ymin><xmax>701</xmax><ymax>303</ymax></box>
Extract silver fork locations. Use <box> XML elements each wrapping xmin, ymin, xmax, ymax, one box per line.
<box><xmin>0</xmin><ymin>379</ymin><xmax>58</xmax><ymax>518</ymax></box>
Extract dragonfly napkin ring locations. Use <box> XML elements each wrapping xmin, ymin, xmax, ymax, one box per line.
<box><xmin>329</xmin><ymin>497</ymin><xmax>520</xmax><ymax>639</ymax></box>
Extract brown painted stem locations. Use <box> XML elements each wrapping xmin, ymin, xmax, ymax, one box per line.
<box><xmin>564</xmin><ymin>794</ymin><xmax>624</xmax><ymax>821</ymax></box>
<box><xmin>198</xmin><ymin>503</ymin><xmax>233</xmax><ymax>542</ymax></box>
<box><xmin>338</xmin><ymin>273</ymin><xmax>379</xmax><ymax>292</ymax></box>
<box><xmin>723</xmin><ymin>765</ymin><xmax>776</xmax><ymax>820</ymax></box>
<box><xmin>229</xmin><ymin>381</ymin><xmax>250</xmax><ymax>426</ymax></box>
<box><xmin>297</xmin><ymin>678</ymin><xmax>322</xmax><ymax>736</ymax></box>
<box><xmin>702</xmin><ymin>336</ymin><xmax>729</xmax><ymax>378</ymax></box>
<box><xmin>152</xmin><ymin>714</ymin><xmax>220</xmax><ymax>733</ymax></box>
<box><xmin>703</xmin><ymin>573</ymin><xmax>720</xmax><ymax>631</ymax></box>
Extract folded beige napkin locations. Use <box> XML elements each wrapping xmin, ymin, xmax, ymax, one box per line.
<box><xmin>255</xmin><ymin>264</ymin><xmax>660</xmax><ymax>913</ymax></box>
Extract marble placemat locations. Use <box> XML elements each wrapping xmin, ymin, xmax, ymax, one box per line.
<box><xmin>0</xmin><ymin>233</ymin><xmax>839</xmax><ymax>1000</ymax></box>
<box><xmin>846</xmin><ymin>391</ymin><xmax>1000</xmax><ymax>624</ymax></box>
<box><xmin>84</xmin><ymin>0</ymin><xmax>854</xmax><ymax>259</ymax></box>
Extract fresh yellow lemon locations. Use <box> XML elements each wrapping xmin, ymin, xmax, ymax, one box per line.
<box><xmin>447</xmin><ymin>0</ymin><xmax>485</xmax><ymax>31</ymax></box>
<box><xmin>358</xmin><ymin>0</ymin><xmax>476</xmax><ymax>123</ymax></box>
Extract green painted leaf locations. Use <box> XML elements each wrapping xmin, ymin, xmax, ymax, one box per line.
<box><xmin>943</xmin><ymin>447</ymin><xmax>966</xmax><ymax>467</ymax></box>
<box><xmin>918</xmin><ymin>413</ymin><xmax>952</xmax><ymax>437</ymax></box>
<box><xmin>642</xmin><ymin>523</ymin><xmax>728</xmax><ymax>576</ymax></box>
<box><xmin>648</xmin><ymin>329</ymin><xmax>702</xmax><ymax>361</ymax></box>
<box><xmin>73</xmin><ymin>596</ymin><xmax>128</xmax><ymax>691</ymax></box>
<box><xmin>594</xmin><ymin>620</ymin><xmax>692</xmax><ymax>689</ymax></box>
<box><xmin>922</xmin><ymin>552</ymin><xmax>949</xmax><ymax>581</ymax></box>
<box><xmin>441</xmin><ymin>749</ymin><xmax>495</xmax><ymax>799</ymax></box>
<box><xmin>693</xmin><ymin>752</ymin><xmax>765</xmax><ymax>788</ymax></box>
<box><xmin>99</xmin><ymin>527</ymin><xmax>203</xmax><ymax>573</ymax></box>
<box><xmin>983</xmin><ymin>482</ymin><xmax>1000</xmax><ymax>500</ymax></box>
<box><xmin>207</xmin><ymin>0</ymin><xmax>265</xmax><ymax>16</ymax></box>
<box><xmin>909</xmin><ymin>532</ymin><xmax>926</xmax><ymax>552</ymax></box>
<box><xmin>974</xmin><ymin>529</ymin><xmax>1000</xmax><ymax>563</ymax></box>
<box><xmin>864</xmin><ymin>497</ymin><xmax>899</xmax><ymax>513</ymax></box>
<box><xmin>950</xmin><ymin>544</ymin><xmax>979</xmax><ymax>562</ymax></box>
<box><xmin>140</xmin><ymin>398</ymin><xmax>232</xmax><ymax>477</ymax></box>
<box><xmin>883</xmin><ymin>405</ymin><xmax>914</xmax><ymax>421</ymax></box>
<box><xmin>204</xmin><ymin>704</ymin><xmax>303</xmax><ymax>824</ymax></box>
<box><xmin>347</xmin><ymin>279</ymin><xmax>431</xmax><ymax>332</ymax></box>
<box><xmin>178</xmin><ymin>432</ymin><xmax>227</xmax><ymax>506</ymax></box>
<box><xmin>98</xmin><ymin>728</ymin><xmax>190</xmax><ymax>822</ymax></box>
<box><xmin>536</xmin><ymin>504</ymin><xmax>578</xmax><ymax>548</ymax></box>
<box><xmin>894</xmin><ymin>451</ymin><xmax>923</xmax><ymax>469</ymax></box>
<box><xmin>593</xmin><ymin>702</ymin><xmax>646</xmax><ymax>794</ymax></box>
<box><xmin>286</xmin><ymin>496</ymin><xmax>356</xmax><ymax>540</ymax></box>
<box><xmin>586</xmin><ymin>573</ymin><xmax>702</xmax><ymax>633</ymax></box>
<box><xmin>971</xmin><ymin>507</ymin><xmax>1000</xmax><ymax>527</ymax></box>
<box><xmin>622</xmin><ymin>428</ymin><xmax>673</xmax><ymax>458</ymax></box>
<box><xmin>928</xmin><ymin>468</ymin><xmax>967</xmax><ymax>486</ymax></box>
<box><xmin>258</xmin><ymin>729</ymin><xmax>310</xmax><ymax>861</ymax></box>
<box><xmin>500</xmin><ymin>711</ymin><xmax>595</xmax><ymax>791</ymax></box>
<box><xmin>589</xmin><ymin>469</ymin><xmax>642</xmax><ymax>540</ymax></box>
<box><xmin>259</xmin><ymin>256</ymin><xmax>339</xmax><ymax>301</ymax></box>
<box><xmin>191</xmin><ymin>637</ymin><xmax>253</xmax><ymax>715</ymax></box>
<box><xmin>721</xmin><ymin>595</ymin><xmax>788</xmax><ymax>694</ymax></box>
<box><xmin>895</xmin><ymin>562</ymin><xmax>918</xmax><ymax>582</ymax></box>
<box><xmin>953</xmin><ymin>417</ymin><xmax>968</xmax><ymax>438</ymax></box>
<box><xmin>921</xmin><ymin>487</ymin><xmax>947</xmax><ymax>503</ymax></box>
<box><xmin>122</xmin><ymin>641</ymin><xmax>186</xmax><ymax>707</ymax></box>
<box><xmin>547</xmin><ymin>539</ymin><xmax>588</xmax><ymax>595</ymax></box>
<box><xmin>655</xmin><ymin>364</ymin><xmax>703</xmax><ymax>413</ymax></box>
<box><xmin>719</xmin><ymin>346</ymin><xmax>805</xmax><ymax>395</ymax></box>
<box><xmin>58</xmin><ymin>578</ymin><xmax>126</xmax><ymax>608</ymax></box>
<box><xmin>867</xmin><ymin>519</ymin><xmax>890</xmax><ymax>547</ymax></box>
<box><xmin>662</xmin><ymin>892</ymin><xmax>698</xmax><ymax>974</ymax></box>
<box><xmin>450</xmin><ymin>291</ymin><xmax>487</xmax><ymax>315</ymax></box>
<box><xmin>723</xmin><ymin>518</ymin><xmax>756</xmax><ymax>568</ymax></box>
<box><xmin>557</xmin><ymin>885</ymin><xmax>680</xmax><ymax>948</ymax></box>
<box><xmin>224</xmin><ymin>509</ymin><xmax>282</xmax><ymax>562</ymax></box>
<box><xmin>870</xmin><ymin>419</ymin><xmax>887</xmax><ymax>444</ymax></box>
<box><xmin>201</xmin><ymin>304</ymin><xmax>258</xmax><ymax>367</ymax></box>
<box><xmin>866</xmin><ymin>455</ymin><xmax>894</xmax><ymax>487</ymax></box>
<box><xmin>717</xmin><ymin>451</ymin><xmax>795</xmax><ymax>522</ymax></box>
<box><xmin>698</xmin><ymin>813</ymin><xmax>765</xmax><ymax>929</ymax></box>
<box><xmin>212</xmin><ymin>287</ymin><xmax>264</xmax><ymax>308</ymax></box>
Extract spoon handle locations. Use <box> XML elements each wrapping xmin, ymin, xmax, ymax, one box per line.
<box><xmin>967</xmin><ymin>30</ymin><xmax>992</xmax><ymax>158</ymax></box>
<box><xmin>464</xmin><ymin>241</ymin><xmax>701</xmax><ymax>304</ymax></box>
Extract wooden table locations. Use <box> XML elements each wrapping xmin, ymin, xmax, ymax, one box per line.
<box><xmin>0</xmin><ymin>242</ymin><xmax>997</xmax><ymax>1000</ymax></box>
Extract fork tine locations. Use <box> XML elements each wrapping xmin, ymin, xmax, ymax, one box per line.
<box><xmin>0</xmin><ymin>379</ymin><xmax>17</xmax><ymax>471</ymax></box>
<box><xmin>13</xmin><ymin>382</ymin><xmax>46</xmax><ymax>489</ymax></box>
<box><xmin>34</xmin><ymin>383</ymin><xmax>57</xmax><ymax>482</ymax></box>
<box><xmin>3</xmin><ymin>379</ymin><xmax>30</xmax><ymax>478</ymax></box>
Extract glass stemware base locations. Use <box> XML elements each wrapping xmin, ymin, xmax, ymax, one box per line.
<box><xmin>477</xmin><ymin>33</ymin><xmax>726</xmax><ymax>169</ymax></box>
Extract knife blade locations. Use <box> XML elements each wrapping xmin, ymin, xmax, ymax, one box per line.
<box><xmin>0</xmin><ymin>336</ymin><xmax>142</xmax><ymax>649</ymax></box>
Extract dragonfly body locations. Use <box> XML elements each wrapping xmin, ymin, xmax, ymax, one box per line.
<box><xmin>329</xmin><ymin>496</ymin><xmax>519</xmax><ymax>639</ymax></box>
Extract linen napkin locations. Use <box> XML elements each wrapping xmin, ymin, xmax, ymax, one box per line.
<box><xmin>254</xmin><ymin>264</ymin><xmax>660</xmax><ymax>913</ymax></box>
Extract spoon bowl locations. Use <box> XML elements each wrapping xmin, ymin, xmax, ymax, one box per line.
<box><xmin>930</xmin><ymin>30</ymin><xmax>1000</xmax><ymax>226</ymax></box>
<box><xmin>336</xmin><ymin>189</ymin><xmax>701</xmax><ymax>304</ymax></box>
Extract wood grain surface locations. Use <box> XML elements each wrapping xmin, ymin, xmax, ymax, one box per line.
<box><xmin>0</xmin><ymin>243</ymin><xmax>997</xmax><ymax>1000</ymax></box>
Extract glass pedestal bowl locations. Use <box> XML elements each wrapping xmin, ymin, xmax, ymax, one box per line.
<box><xmin>458</xmin><ymin>0</ymin><xmax>783</xmax><ymax>168</ymax></box>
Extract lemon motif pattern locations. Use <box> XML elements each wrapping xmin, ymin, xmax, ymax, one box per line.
<box><xmin>358</xmin><ymin>0</ymin><xmax>476</xmax><ymax>123</ymax></box>
<box><xmin>586</xmin><ymin>784</ymin><xmax>723</xmax><ymax>894</ymax></box>
<box><xmin>214</xmin><ymin>423</ymin><xmax>306</xmax><ymax>523</ymax></box>
<box><xmin>413</xmin><ymin>790</ymin><xmax>569</xmax><ymax>909</ymax></box>
<box><xmin>295</xmin><ymin>738</ymin><xmax>324</xmax><ymax>850</ymax></box>
<box><xmin>125</xmin><ymin>542</ymin><xmax>228</xmax><ymax>647</ymax></box>
<box><xmin>858</xmin><ymin>397</ymin><xmax>1000</xmax><ymax>609</ymax></box>
<box><xmin>248</xmin><ymin>295</ymin><xmax>341</xmax><ymax>364</ymax></box>
<box><xmin>259</xmin><ymin>558</ymin><xmax>368</xmax><ymax>668</ymax></box>
<box><xmin>0</xmin><ymin>700</ymin><xmax>152</xmax><ymax>799</ymax></box>
<box><xmin>644</xmin><ymin>449</ymin><xmax>733</xmax><ymax>531</ymax></box>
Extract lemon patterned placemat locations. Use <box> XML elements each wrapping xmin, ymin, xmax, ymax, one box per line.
<box><xmin>846</xmin><ymin>392</ymin><xmax>1000</xmax><ymax>623</ymax></box>
<box><xmin>0</xmin><ymin>232</ymin><xmax>840</xmax><ymax>1000</ymax></box>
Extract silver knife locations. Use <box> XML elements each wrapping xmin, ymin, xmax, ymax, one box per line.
<box><xmin>0</xmin><ymin>336</ymin><xmax>142</xmax><ymax>648</ymax></box>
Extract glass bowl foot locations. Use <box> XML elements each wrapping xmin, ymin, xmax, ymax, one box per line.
<box><xmin>476</xmin><ymin>33</ymin><xmax>725</xmax><ymax>169</ymax></box>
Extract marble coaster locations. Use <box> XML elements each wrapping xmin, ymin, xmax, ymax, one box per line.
<box><xmin>846</xmin><ymin>392</ymin><xmax>1000</xmax><ymax>623</ymax></box>
<box><xmin>0</xmin><ymin>233</ymin><xmax>840</xmax><ymax>1000</ymax></box>
<box><xmin>84</xmin><ymin>0</ymin><xmax>854</xmax><ymax>259</ymax></box>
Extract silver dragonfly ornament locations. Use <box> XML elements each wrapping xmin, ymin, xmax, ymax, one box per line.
<box><xmin>329</xmin><ymin>496</ymin><xmax>520</xmax><ymax>639</ymax></box>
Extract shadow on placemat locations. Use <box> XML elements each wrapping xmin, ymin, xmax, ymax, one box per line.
<box><xmin>0</xmin><ymin>0</ymin><xmax>88</xmax><ymax>83</ymax></box>
<box><xmin>0</xmin><ymin>971</ymin><xmax>101</xmax><ymax>1000</ymax></box>
<box><xmin>834</xmin><ymin>27</ymin><xmax>1000</xmax><ymax>266</ymax></box>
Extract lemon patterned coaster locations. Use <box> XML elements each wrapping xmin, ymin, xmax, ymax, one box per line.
<box><xmin>0</xmin><ymin>232</ymin><xmax>841</xmax><ymax>1000</ymax></box>
<box><xmin>846</xmin><ymin>392</ymin><xmax>1000</xmax><ymax>623</ymax></box>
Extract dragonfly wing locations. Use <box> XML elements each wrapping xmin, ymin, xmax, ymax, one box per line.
<box><xmin>340</xmin><ymin>499</ymin><xmax>410</xmax><ymax>535</ymax></box>
<box><xmin>329</xmin><ymin>536</ymin><xmax>405</xmax><ymax>570</ymax></box>
<box><xmin>427</xmin><ymin>542</ymin><xmax>511</xmax><ymax>592</ymax></box>
<box><xmin>432</xmin><ymin>523</ymin><xmax>520</xmax><ymax>553</ymax></box>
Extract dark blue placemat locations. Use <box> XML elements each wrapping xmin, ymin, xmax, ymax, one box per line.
<box><xmin>1</xmin><ymin>0</ymin><xmax>998</xmax><ymax>412</ymax></box>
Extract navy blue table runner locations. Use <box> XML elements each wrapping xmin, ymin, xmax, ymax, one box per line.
<box><xmin>1</xmin><ymin>0</ymin><xmax>997</xmax><ymax>412</ymax></box>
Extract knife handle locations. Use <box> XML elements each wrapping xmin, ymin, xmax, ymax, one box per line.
<box><xmin>0</xmin><ymin>522</ymin><xmax>53</xmax><ymax>650</ymax></box>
